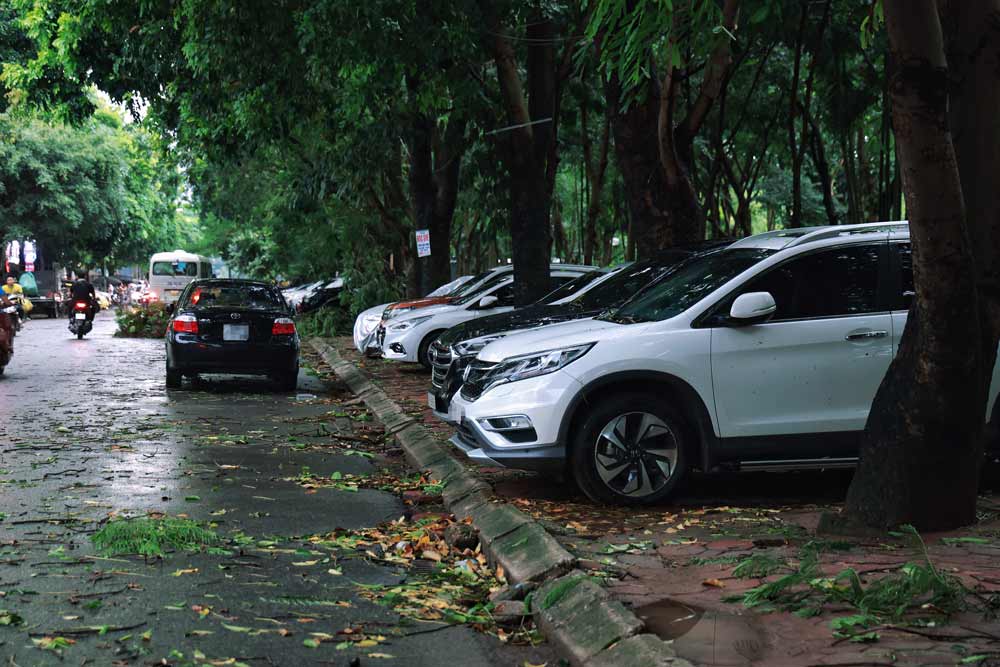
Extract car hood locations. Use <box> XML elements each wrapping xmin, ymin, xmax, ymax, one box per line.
<box><xmin>388</xmin><ymin>303</ymin><xmax>459</xmax><ymax>322</ymax></box>
<box><xmin>437</xmin><ymin>303</ymin><xmax>597</xmax><ymax>347</ymax></box>
<box><xmin>387</xmin><ymin>296</ymin><xmax>453</xmax><ymax>311</ymax></box>
<box><xmin>477</xmin><ymin>317</ymin><xmax>624</xmax><ymax>363</ymax></box>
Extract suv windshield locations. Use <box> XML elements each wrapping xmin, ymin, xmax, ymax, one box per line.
<box><xmin>537</xmin><ymin>270</ymin><xmax>604</xmax><ymax>305</ymax></box>
<box><xmin>185</xmin><ymin>283</ymin><xmax>284</xmax><ymax>309</ymax></box>
<box><xmin>600</xmin><ymin>248</ymin><xmax>774</xmax><ymax>323</ymax></box>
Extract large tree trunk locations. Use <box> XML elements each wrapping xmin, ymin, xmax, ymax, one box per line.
<box><xmin>608</xmin><ymin>0</ymin><xmax>739</xmax><ymax>258</ymax></box>
<box><xmin>839</xmin><ymin>0</ymin><xmax>983</xmax><ymax>532</ymax></box>
<box><xmin>940</xmin><ymin>0</ymin><xmax>1000</xmax><ymax>394</ymax></box>
<box><xmin>481</xmin><ymin>1</ymin><xmax>560</xmax><ymax>304</ymax></box>
<box><xmin>581</xmin><ymin>100</ymin><xmax>611</xmax><ymax>265</ymax></box>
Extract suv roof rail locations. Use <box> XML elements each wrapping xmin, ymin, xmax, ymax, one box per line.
<box><xmin>785</xmin><ymin>221</ymin><xmax>909</xmax><ymax>247</ymax></box>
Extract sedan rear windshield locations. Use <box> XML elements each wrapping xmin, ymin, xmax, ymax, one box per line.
<box><xmin>601</xmin><ymin>248</ymin><xmax>774</xmax><ymax>323</ymax></box>
<box><xmin>184</xmin><ymin>284</ymin><xmax>284</xmax><ymax>309</ymax></box>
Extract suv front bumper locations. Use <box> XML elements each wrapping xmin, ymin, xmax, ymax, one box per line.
<box><xmin>449</xmin><ymin>417</ymin><xmax>565</xmax><ymax>472</ymax></box>
<box><xmin>446</xmin><ymin>370</ymin><xmax>581</xmax><ymax>471</ymax></box>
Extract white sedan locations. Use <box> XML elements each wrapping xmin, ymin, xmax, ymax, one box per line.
<box><xmin>379</xmin><ymin>265</ymin><xmax>596</xmax><ymax>368</ymax></box>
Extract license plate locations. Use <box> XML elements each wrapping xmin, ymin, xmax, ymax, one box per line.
<box><xmin>223</xmin><ymin>324</ymin><xmax>250</xmax><ymax>341</ymax></box>
<box><xmin>74</xmin><ymin>313</ymin><xmax>86</xmax><ymax>320</ymax></box>
<box><xmin>166</xmin><ymin>289</ymin><xmax>180</xmax><ymax>296</ymax></box>
<box><xmin>427</xmin><ymin>392</ymin><xmax>437</xmax><ymax>410</ymax></box>
<box><xmin>448</xmin><ymin>400</ymin><xmax>464</xmax><ymax>423</ymax></box>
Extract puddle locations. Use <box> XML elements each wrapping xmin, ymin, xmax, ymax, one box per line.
<box><xmin>634</xmin><ymin>599</ymin><xmax>765</xmax><ymax>666</ymax></box>
<box><xmin>634</xmin><ymin>598</ymin><xmax>703</xmax><ymax>638</ymax></box>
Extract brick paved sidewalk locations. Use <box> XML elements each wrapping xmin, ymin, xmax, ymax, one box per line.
<box><xmin>328</xmin><ymin>336</ymin><xmax>1000</xmax><ymax>667</ymax></box>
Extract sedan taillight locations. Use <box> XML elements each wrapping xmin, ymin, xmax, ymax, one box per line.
<box><xmin>172</xmin><ymin>314</ymin><xmax>198</xmax><ymax>334</ymax></box>
<box><xmin>272</xmin><ymin>318</ymin><xmax>296</xmax><ymax>335</ymax></box>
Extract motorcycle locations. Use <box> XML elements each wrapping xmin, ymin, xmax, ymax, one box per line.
<box><xmin>0</xmin><ymin>300</ymin><xmax>15</xmax><ymax>375</ymax></box>
<box><xmin>6</xmin><ymin>294</ymin><xmax>27</xmax><ymax>333</ymax></box>
<box><xmin>68</xmin><ymin>299</ymin><xmax>95</xmax><ymax>339</ymax></box>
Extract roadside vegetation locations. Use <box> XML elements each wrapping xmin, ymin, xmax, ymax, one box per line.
<box><xmin>114</xmin><ymin>303</ymin><xmax>170</xmax><ymax>338</ymax></box>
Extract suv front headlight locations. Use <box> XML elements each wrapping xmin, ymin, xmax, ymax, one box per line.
<box><xmin>484</xmin><ymin>343</ymin><xmax>594</xmax><ymax>387</ymax></box>
<box><xmin>454</xmin><ymin>335</ymin><xmax>504</xmax><ymax>357</ymax></box>
<box><xmin>387</xmin><ymin>314</ymin><xmax>433</xmax><ymax>333</ymax></box>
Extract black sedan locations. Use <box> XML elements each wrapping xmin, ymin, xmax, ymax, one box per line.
<box><xmin>165</xmin><ymin>279</ymin><xmax>300</xmax><ymax>390</ymax></box>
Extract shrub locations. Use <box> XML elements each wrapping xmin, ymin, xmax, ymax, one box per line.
<box><xmin>296</xmin><ymin>304</ymin><xmax>353</xmax><ymax>338</ymax></box>
<box><xmin>115</xmin><ymin>302</ymin><xmax>170</xmax><ymax>338</ymax></box>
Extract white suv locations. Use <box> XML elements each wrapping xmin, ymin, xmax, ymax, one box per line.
<box><xmin>448</xmin><ymin>223</ymin><xmax>1000</xmax><ymax>504</ymax></box>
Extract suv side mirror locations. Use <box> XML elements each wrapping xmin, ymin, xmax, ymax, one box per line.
<box><xmin>477</xmin><ymin>295</ymin><xmax>499</xmax><ymax>309</ymax></box>
<box><xmin>729</xmin><ymin>292</ymin><xmax>776</xmax><ymax>325</ymax></box>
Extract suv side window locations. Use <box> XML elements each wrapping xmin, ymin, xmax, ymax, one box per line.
<box><xmin>736</xmin><ymin>244</ymin><xmax>882</xmax><ymax>321</ymax></box>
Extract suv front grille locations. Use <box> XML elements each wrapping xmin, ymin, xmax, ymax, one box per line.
<box><xmin>429</xmin><ymin>342</ymin><xmax>453</xmax><ymax>391</ymax></box>
<box><xmin>459</xmin><ymin>360</ymin><xmax>499</xmax><ymax>402</ymax></box>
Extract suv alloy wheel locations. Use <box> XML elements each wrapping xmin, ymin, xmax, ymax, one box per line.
<box><xmin>570</xmin><ymin>393</ymin><xmax>688</xmax><ymax>504</ymax></box>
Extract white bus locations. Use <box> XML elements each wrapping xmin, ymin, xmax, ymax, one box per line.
<box><xmin>148</xmin><ymin>250</ymin><xmax>214</xmax><ymax>304</ymax></box>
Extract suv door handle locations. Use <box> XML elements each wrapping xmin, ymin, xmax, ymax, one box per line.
<box><xmin>845</xmin><ymin>330</ymin><xmax>888</xmax><ymax>341</ymax></box>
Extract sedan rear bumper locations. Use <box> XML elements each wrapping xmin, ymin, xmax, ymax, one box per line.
<box><xmin>167</xmin><ymin>335</ymin><xmax>298</xmax><ymax>375</ymax></box>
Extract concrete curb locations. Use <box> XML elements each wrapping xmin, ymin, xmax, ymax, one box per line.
<box><xmin>308</xmin><ymin>338</ymin><xmax>688</xmax><ymax>667</ymax></box>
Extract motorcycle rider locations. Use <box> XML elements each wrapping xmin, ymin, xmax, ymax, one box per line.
<box><xmin>69</xmin><ymin>275</ymin><xmax>99</xmax><ymax>321</ymax></box>
<box><xmin>2</xmin><ymin>275</ymin><xmax>26</xmax><ymax>322</ymax></box>
<box><xmin>0</xmin><ymin>292</ymin><xmax>14</xmax><ymax>359</ymax></box>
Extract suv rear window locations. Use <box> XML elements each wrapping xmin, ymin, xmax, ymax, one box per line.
<box><xmin>184</xmin><ymin>284</ymin><xmax>283</xmax><ymax>309</ymax></box>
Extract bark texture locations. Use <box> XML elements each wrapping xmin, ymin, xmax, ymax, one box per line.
<box><xmin>480</xmin><ymin>1</ymin><xmax>568</xmax><ymax>304</ymax></box>
<box><xmin>842</xmin><ymin>0</ymin><xmax>983</xmax><ymax>531</ymax></box>
<box><xmin>608</xmin><ymin>0</ymin><xmax>740</xmax><ymax>258</ymax></box>
<box><xmin>939</xmin><ymin>0</ymin><xmax>1000</xmax><ymax>400</ymax></box>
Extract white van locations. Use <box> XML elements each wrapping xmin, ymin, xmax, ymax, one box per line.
<box><xmin>148</xmin><ymin>250</ymin><xmax>214</xmax><ymax>304</ymax></box>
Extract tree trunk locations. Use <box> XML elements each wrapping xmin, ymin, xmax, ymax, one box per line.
<box><xmin>607</xmin><ymin>0</ymin><xmax>739</xmax><ymax>258</ymax></box>
<box><xmin>480</xmin><ymin>1</ymin><xmax>559</xmax><ymax>303</ymax></box>
<box><xmin>939</xmin><ymin>0</ymin><xmax>1000</xmax><ymax>391</ymax></box>
<box><xmin>839</xmin><ymin>0</ymin><xmax>983</xmax><ymax>532</ymax></box>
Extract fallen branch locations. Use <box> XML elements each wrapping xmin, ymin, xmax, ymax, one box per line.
<box><xmin>28</xmin><ymin>621</ymin><xmax>146</xmax><ymax>636</ymax></box>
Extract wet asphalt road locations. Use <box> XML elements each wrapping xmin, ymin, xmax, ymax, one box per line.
<box><xmin>0</xmin><ymin>314</ymin><xmax>552</xmax><ymax>666</ymax></box>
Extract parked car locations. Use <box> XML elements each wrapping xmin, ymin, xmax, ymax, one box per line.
<box><xmin>165</xmin><ymin>279</ymin><xmax>300</xmax><ymax>391</ymax></box>
<box><xmin>428</xmin><ymin>242</ymin><xmax>731</xmax><ymax>418</ymax></box>
<box><xmin>378</xmin><ymin>264</ymin><xmax>597</xmax><ymax>369</ymax></box>
<box><xmin>448</xmin><ymin>222</ymin><xmax>1000</xmax><ymax>505</ymax></box>
<box><xmin>352</xmin><ymin>275</ymin><xmax>474</xmax><ymax>353</ymax></box>
<box><xmin>283</xmin><ymin>280</ymin><xmax>325</xmax><ymax>311</ymax></box>
<box><xmin>299</xmin><ymin>277</ymin><xmax>345</xmax><ymax>314</ymax></box>
<box><xmin>353</xmin><ymin>268</ymin><xmax>520</xmax><ymax>355</ymax></box>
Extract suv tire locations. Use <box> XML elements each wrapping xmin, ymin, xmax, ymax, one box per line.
<box><xmin>570</xmin><ymin>392</ymin><xmax>688</xmax><ymax>505</ymax></box>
